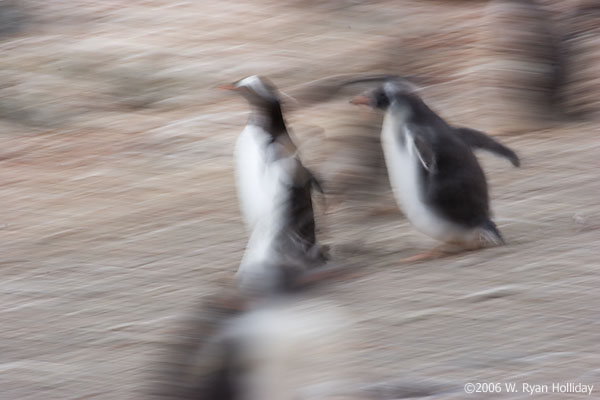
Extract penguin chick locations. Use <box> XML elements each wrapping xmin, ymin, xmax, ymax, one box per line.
<box><xmin>350</xmin><ymin>80</ymin><xmax>507</xmax><ymax>262</ymax></box>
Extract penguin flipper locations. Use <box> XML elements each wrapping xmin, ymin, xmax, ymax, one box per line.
<box><xmin>301</xmin><ymin>165</ymin><xmax>327</xmax><ymax>227</ymax></box>
<box><xmin>412</xmin><ymin>134</ymin><xmax>436</xmax><ymax>173</ymax></box>
<box><xmin>305</xmin><ymin>167</ymin><xmax>324</xmax><ymax>194</ymax></box>
<box><xmin>454</xmin><ymin>127</ymin><xmax>520</xmax><ymax>167</ymax></box>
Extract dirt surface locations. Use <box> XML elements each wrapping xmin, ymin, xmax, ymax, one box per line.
<box><xmin>1</xmin><ymin>1</ymin><xmax>599</xmax><ymax>399</ymax></box>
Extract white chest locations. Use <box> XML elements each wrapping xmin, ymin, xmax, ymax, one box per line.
<box><xmin>235</xmin><ymin>147</ymin><xmax>295</xmax><ymax>292</ymax></box>
<box><xmin>381</xmin><ymin>112</ymin><xmax>422</xmax><ymax>216</ymax></box>
<box><xmin>237</xmin><ymin>160</ymin><xmax>289</xmax><ymax>269</ymax></box>
<box><xmin>234</xmin><ymin>125</ymin><xmax>275</xmax><ymax>231</ymax></box>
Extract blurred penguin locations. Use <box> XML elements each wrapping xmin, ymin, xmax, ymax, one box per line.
<box><xmin>220</xmin><ymin>76</ymin><xmax>313</xmax><ymax>230</ymax></box>
<box><xmin>350</xmin><ymin>78</ymin><xmax>519</xmax><ymax>262</ymax></box>
<box><xmin>220</xmin><ymin>76</ymin><xmax>328</xmax><ymax>294</ymax></box>
<box><xmin>148</xmin><ymin>285</ymin><xmax>459</xmax><ymax>400</ymax></box>
<box><xmin>148</xmin><ymin>287</ymin><xmax>351</xmax><ymax>400</ymax></box>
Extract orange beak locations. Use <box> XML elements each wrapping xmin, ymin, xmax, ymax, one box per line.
<box><xmin>217</xmin><ymin>84</ymin><xmax>238</xmax><ymax>91</ymax></box>
<box><xmin>349</xmin><ymin>95</ymin><xmax>372</xmax><ymax>106</ymax></box>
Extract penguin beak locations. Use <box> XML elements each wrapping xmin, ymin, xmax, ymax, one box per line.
<box><xmin>217</xmin><ymin>84</ymin><xmax>238</xmax><ymax>91</ymax></box>
<box><xmin>349</xmin><ymin>95</ymin><xmax>372</xmax><ymax>107</ymax></box>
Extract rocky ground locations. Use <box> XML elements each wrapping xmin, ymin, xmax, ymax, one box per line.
<box><xmin>1</xmin><ymin>1</ymin><xmax>599</xmax><ymax>399</ymax></box>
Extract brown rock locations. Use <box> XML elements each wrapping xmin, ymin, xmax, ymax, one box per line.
<box><xmin>562</xmin><ymin>1</ymin><xmax>600</xmax><ymax>119</ymax></box>
<box><xmin>478</xmin><ymin>0</ymin><xmax>562</xmax><ymax>133</ymax></box>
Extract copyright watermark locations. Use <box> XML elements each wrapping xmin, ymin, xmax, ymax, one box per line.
<box><xmin>464</xmin><ymin>382</ymin><xmax>594</xmax><ymax>395</ymax></box>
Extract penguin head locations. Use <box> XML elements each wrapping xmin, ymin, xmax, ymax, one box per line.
<box><xmin>350</xmin><ymin>80</ymin><xmax>417</xmax><ymax>111</ymax></box>
<box><xmin>219</xmin><ymin>75</ymin><xmax>282</xmax><ymax>107</ymax></box>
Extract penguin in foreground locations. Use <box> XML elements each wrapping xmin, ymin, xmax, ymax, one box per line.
<box><xmin>149</xmin><ymin>286</ymin><xmax>459</xmax><ymax>400</ymax></box>
<box><xmin>350</xmin><ymin>78</ymin><xmax>520</xmax><ymax>262</ymax></box>
<box><xmin>220</xmin><ymin>76</ymin><xmax>328</xmax><ymax>293</ymax></box>
<box><xmin>149</xmin><ymin>285</ymin><xmax>350</xmax><ymax>400</ymax></box>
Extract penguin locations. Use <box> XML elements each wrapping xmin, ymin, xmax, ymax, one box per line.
<box><xmin>149</xmin><ymin>287</ymin><xmax>350</xmax><ymax>400</ymax></box>
<box><xmin>220</xmin><ymin>76</ymin><xmax>327</xmax><ymax>293</ymax></box>
<box><xmin>350</xmin><ymin>79</ymin><xmax>519</xmax><ymax>261</ymax></box>
<box><xmin>149</xmin><ymin>286</ymin><xmax>457</xmax><ymax>400</ymax></box>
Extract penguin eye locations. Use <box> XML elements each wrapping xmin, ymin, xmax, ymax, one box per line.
<box><xmin>374</xmin><ymin>91</ymin><xmax>390</xmax><ymax>109</ymax></box>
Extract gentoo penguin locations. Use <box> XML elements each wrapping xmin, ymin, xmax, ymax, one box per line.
<box><xmin>149</xmin><ymin>286</ymin><xmax>457</xmax><ymax>400</ymax></box>
<box><xmin>149</xmin><ymin>287</ymin><xmax>350</xmax><ymax>400</ymax></box>
<box><xmin>220</xmin><ymin>76</ymin><xmax>327</xmax><ymax>293</ymax></box>
<box><xmin>350</xmin><ymin>79</ymin><xmax>519</xmax><ymax>261</ymax></box>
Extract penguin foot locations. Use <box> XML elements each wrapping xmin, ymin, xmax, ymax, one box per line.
<box><xmin>399</xmin><ymin>248</ymin><xmax>446</xmax><ymax>263</ymax></box>
<box><xmin>291</xmin><ymin>263</ymin><xmax>364</xmax><ymax>289</ymax></box>
<box><xmin>306</xmin><ymin>243</ymin><xmax>330</xmax><ymax>264</ymax></box>
<box><xmin>366</xmin><ymin>204</ymin><xmax>399</xmax><ymax>217</ymax></box>
<box><xmin>402</xmin><ymin>239</ymin><xmax>493</xmax><ymax>263</ymax></box>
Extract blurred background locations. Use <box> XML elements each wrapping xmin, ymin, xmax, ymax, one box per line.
<box><xmin>1</xmin><ymin>1</ymin><xmax>599</xmax><ymax>399</ymax></box>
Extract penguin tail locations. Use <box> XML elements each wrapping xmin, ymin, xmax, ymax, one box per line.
<box><xmin>304</xmin><ymin>167</ymin><xmax>328</xmax><ymax>212</ymax></box>
<box><xmin>481</xmin><ymin>219</ymin><xmax>505</xmax><ymax>246</ymax></box>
